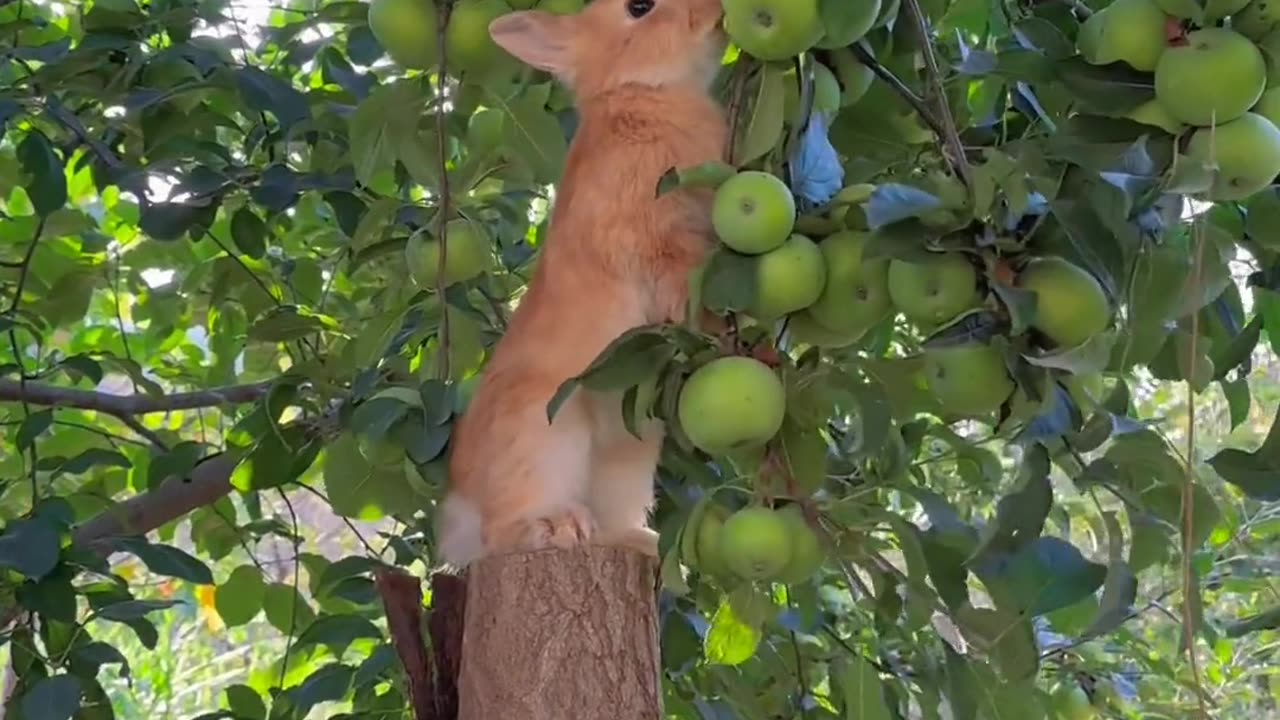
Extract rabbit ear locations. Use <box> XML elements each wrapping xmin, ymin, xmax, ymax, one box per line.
<box><xmin>489</xmin><ymin>11</ymin><xmax>575</xmax><ymax>75</ymax></box>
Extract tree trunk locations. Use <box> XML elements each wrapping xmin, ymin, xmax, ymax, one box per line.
<box><xmin>456</xmin><ymin>545</ymin><xmax>662</xmax><ymax>720</ymax></box>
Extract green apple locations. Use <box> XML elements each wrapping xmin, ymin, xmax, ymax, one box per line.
<box><xmin>723</xmin><ymin>0</ymin><xmax>825</xmax><ymax>61</ymax></box>
<box><xmin>815</xmin><ymin>0</ymin><xmax>882</xmax><ymax>49</ymax></box>
<box><xmin>445</xmin><ymin>0</ymin><xmax>517</xmax><ymax>77</ymax></box>
<box><xmin>828</xmin><ymin>47</ymin><xmax>875</xmax><ymax>106</ymax></box>
<box><xmin>536</xmin><ymin>0</ymin><xmax>583</xmax><ymax>12</ymax></box>
<box><xmin>887</xmin><ymin>253</ymin><xmax>980</xmax><ymax>327</ymax></box>
<box><xmin>1077</xmin><ymin>0</ymin><xmax>1168</xmax><ymax>72</ymax></box>
<box><xmin>719</xmin><ymin>506</ymin><xmax>793</xmax><ymax>580</ymax></box>
<box><xmin>406</xmin><ymin>218</ymin><xmax>493</xmax><ymax>290</ymax></box>
<box><xmin>813</xmin><ymin>61</ymin><xmax>842</xmax><ymax>114</ymax></box>
<box><xmin>369</xmin><ymin>0</ymin><xmax>440</xmax><ymax>70</ymax></box>
<box><xmin>1254</xmin><ymin>86</ymin><xmax>1280</xmax><ymax>127</ymax></box>
<box><xmin>1155</xmin><ymin>28</ymin><xmax>1266</xmax><ymax>127</ymax></box>
<box><xmin>776</xmin><ymin>505</ymin><xmax>825</xmax><ymax>583</ymax></box>
<box><xmin>1156</xmin><ymin>0</ymin><xmax>1248</xmax><ymax>23</ymax></box>
<box><xmin>923</xmin><ymin>343</ymin><xmax>1015</xmax><ymax>417</ymax></box>
<box><xmin>681</xmin><ymin>501</ymin><xmax>732</xmax><ymax>577</ymax></box>
<box><xmin>1017</xmin><ymin>256</ymin><xmax>1112</xmax><ymax>348</ymax></box>
<box><xmin>1236</xmin><ymin>0</ymin><xmax>1280</xmax><ymax>39</ymax></box>
<box><xmin>712</xmin><ymin>171</ymin><xmax>796</xmax><ymax>254</ymax></box>
<box><xmin>1056</xmin><ymin>685</ymin><xmax>1097</xmax><ymax>720</ymax></box>
<box><xmin>750</xmin><ymin>234</ymin><xmax>826</xmax><ymax>321</ymax></box>
<box><xmin>1259</xmin><ymin>29</ymin><xmax>1280</xmax><ymax>87</ymax></box>
<box><xmin>807</xmin><ymin>231</ymin><xmax>892</xmax><ymax>336</ymax></box>
<box><xmin>677</xmin><ymin>356</ymin><xmax>787</xmax><ymax>455</ymax></box>
<box><xmin>1185</xmin><ymin>112</ymin><xmax>1280</xmax><ymax>201</ymax></box>
<box><xmin>468</xmin><ymin>107</ymin><xmax>505</xmax><ymax>148</ymax></box>
<box><xmin>1126</xmin><ymin>98</ymin><xmax>1184</xmax><ymax>134</ymax></box>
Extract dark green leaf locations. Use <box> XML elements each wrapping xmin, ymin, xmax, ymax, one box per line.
<box><xmin>0</xmin><ymin>516</ymin><xmax>62</xmax><ymax>580</ymax></box>
<box><xmin>95</xmin><ymin>599</ymin><xmax>181</xmax><ymax>621</ymax></box>
<box><xmin>224</xmin><ymin>684</ymin><xmax>267</xmax><ymax>720</ymax></box>
<box><xmin>230</xmin><ymin>207</ymin><xmax>267</xmax><ymax>259</ymax></box>
<box><xmin>16</xmin><ymin>408</ymin><xmax>54</xmax><ymax>450</ymax></box>
<box><xmin>236</xmin><ymin>67</ymin><xmax>309</xmax><ymax>131</ymax></box>
<box><xmin>18</xmin><ymin>130</ymin><xmax>67</xmax><ymax>217</ymax></box>
<box><xmin>21</xmin><ymin>675</ymin><xmax>82</xmax><ymax>720</ymax></box>
<box><xmin>104</xmin><ymin>537</ymin><xmax>214</xmax><ymax>585</ymax></box>
<box><xmin>294</xmin><ymin>613</ymin><xmax>382</xmax><ymax>653</ymax></box>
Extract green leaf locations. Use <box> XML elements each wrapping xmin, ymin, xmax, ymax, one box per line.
<box><xmin>700</xmin><ymin>247</ymin><xmax>758</xmax><ymax>315</ymax></box>
<box><xmin>249</xmin><ymin>306</ymin><xmax>341</xmax><ymax>342</ymax></box>
<box><xmin>236</xmin><ymin>67</ymin><xmax>309</xmax><ymax>131</ymax></box>
<box><xmin>1208</xmin><ymin>407</ymin><xmax>1280</xmax><ymax>500</ymax></box>
<box><xmin>982</xmin><ymin>537</ymin><xmax>1107</xmax><ymax>617</ymax></box>
<box><xmin>262</xmin><ymin>582</ymin><xmax>316</xmax><ymax>635</ymax></box>
<box><xmin>495</xmin><ymin>83</ymin><xmax>569</xmax><ymax>185</ymax></box>
<box><xmin>95</xmin><ymin>599</ymin><xmax>181</xmax><ymax>622</ymax></box>
<box><xmin>1225</xmin><ymin>606</ymin><xmax>1280</xmax><ymax>638</ymax></box>
<box><xmin>215</xmin><ymin>565</ymin><xmax>266</xmax><ymax>627</ymax></box>
<box><xmin>294</xmin><ymin>613</ymin><xmax>382</xmax><ymax>653</ymax></box>
<box><xmin>547</xmin><ymin>326</ymin><xmax>674</xmax><ymax>422</ymax></box>
<box><xmin>736</xmin><ymin>63</ymin><xmax>787</xmax><ymax>165</ymax></box>
<box><xmin>230</xmin><ymin>207</ymin><xmax>267</xmax><ymax>259</ymax></box>
<box><xmin>57</xmin><ymin>448</ymin><xmax>132</xmax><ymax>476</ymax></box>
<box><xmin>105</xmin><ymin>537</ymin><xmax>214</xmax><ymax>585</ymax></box>
<box><xmin>17</xmin><ymin>408</ymin><xmax>55</xmax><ymax>450</ymax></box>
<box><xmin>1080</xmin><ymin>511</ymin><xmax>1138</xmax><ymax>639</ymax></box>
<box><xmin>704</xmin><ymin>597</ymin><xmax>762</xmax><ymax>666</ymax></box>
<box><xmin>224</xmin><ymin>684</ymin><xmax>267</xmax><ymax>720</ymax></box>
<box><xmin>287</xmin><ymin>663</ymin><xmax>355</xmax><ymax>716</ymax></box>
<box><xmin>656</xmin><ymin>161</ymin><xmax>737</xmax><ymax>196</ymax></box>
<box><xmin>0</xmin><ymin>516</ymin><xmax>62</xmax><ymax>580</ymax></box>
<box><xmin>139</xmin><ymin>200</ymin><xmax>217</xmax><ymax>241</ymax></box>
<box><xmin>18</xmin><ymin>130</ymin><xmax>67</xmax><ymax>217</ymax></box>
<box><xmin>971</xmin><ymin>445</ymin><xmax>1052</xmax><ymax>560</ymax></box>
<box><xmin>21</xmin><ymin>674</ymin><xmax>83</xmax><ymax>720</ymax></box>
<box><xmin>832</xmin><ymin>655</ymin><xmax>892</xmax><ymax>720</ymax></box>
<box><xmin>955</xmin><ymin>605</ymin><xmax>1039</xmax><ymax>681</ymax></box>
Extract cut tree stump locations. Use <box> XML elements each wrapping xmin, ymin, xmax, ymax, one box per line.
<box><xmin>456</xmin><ymin>544</ymin><xmax>663</xmax><ymax>720</ymax></box>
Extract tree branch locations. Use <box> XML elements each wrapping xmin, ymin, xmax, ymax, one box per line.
<box><xmin>899</xmin><ymin>0</ymin><xmax>974</xmax><ymax>188</ymax></box>
<box><xmin>71</xmin><ymin>451</ymin><xmax>242</xmax><ymax>549</ymax></box>
<box><xmin>0</xmin><ymin>378</ymin><xmax>274</xmax><ymax>415</ymax></box>
<box><xmin>847</xmin><ymin>42</ymin><xmax>939</xmax><ymax>132</ymax></box>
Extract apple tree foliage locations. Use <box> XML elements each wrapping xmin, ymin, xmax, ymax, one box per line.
<box><xmin>4</xmin><ymin>0</ymin><xmax>1280</xmax><ymax>718</ymax></box>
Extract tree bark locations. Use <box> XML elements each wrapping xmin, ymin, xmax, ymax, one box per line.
<box><xmin>457</xmin><ymin>545</ymin><xmax>662</xmax><ymax>720</ymax></box>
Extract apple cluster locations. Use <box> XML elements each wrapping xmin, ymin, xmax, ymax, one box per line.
<box><xmin>369</xmin><ymin>0</ymin><xmax>582</xmax><ymax>79</ymax></box>
<box><xmin>721</xmin><ymin>0</ymin><xmax>883</xmax><ymax>62</ymax></box>
<box><xmin>680</xmin><ymin>501</ymin><xmax>827</xmax><ymax>585</ymax></box>
<box><xmin>1080</xmin><ymin>0</ymin><xmax>1280</xmax><ymax>200</ymax></box>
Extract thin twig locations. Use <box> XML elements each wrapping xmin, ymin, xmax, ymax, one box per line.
<box><xmin>847</xmin><ymin>42</ymin><xmax>939</xmax><ymax>132</ymax></box>
<box><xmin>724</xmin><ymin>60</ymin><xmax>752</xmax><ymax>165</ymax></box>
<box><xmin>895</xmin><ymin>3</ymin><xmax>974</xmax><ymax>188</ymax></box>
<box><xmin>7</xmin><ymin>216</ymin><xmax>45</xmax><ymax>500</ymax></box>
<box><xmin>116</xmin><ymin>414</ymin><xmax>169</xmax><ymax>451</ymax></box>
<box><xmin>433</xmin><ymin>0</ymin><xmax>455</xmax><ymax>381</ymax></box>
<box><xmin>1182</xmin><ymin>158</ymin><xmax>1212</xmax><ymax>719</ymax></box>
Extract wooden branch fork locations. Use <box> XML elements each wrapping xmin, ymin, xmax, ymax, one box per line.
<box><xmin>377</xmin><ymin>546</ymin><xmax>664</xmax><ymax>720</ymax></box>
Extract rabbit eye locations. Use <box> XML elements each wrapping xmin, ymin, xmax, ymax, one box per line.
<box><xmin>626</xmin><ymin>0</ymin><xmax>655</xmax><ymax>17</ymax></box>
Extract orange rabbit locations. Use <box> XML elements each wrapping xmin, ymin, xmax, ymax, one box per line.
<box><xmin>437</xmin><ymin>0</ymin><xmax>730</xmax><ymax>567</ymax></box>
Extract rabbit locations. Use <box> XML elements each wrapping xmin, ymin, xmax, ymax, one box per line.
<box><xmin>436</xmin><ymin>0</ymin><xmax>730</xmax><ymax>568</ymax></box>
